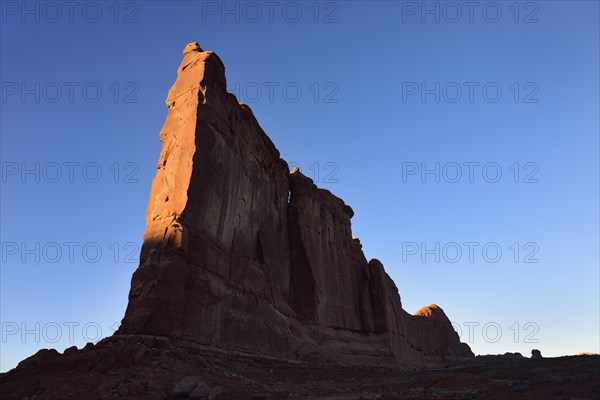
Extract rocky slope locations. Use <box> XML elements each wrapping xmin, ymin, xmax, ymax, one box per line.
<box><xmin>1</xmin><ymin>337</ymin><xmax>598</xmax><ymax>399</ymax></box>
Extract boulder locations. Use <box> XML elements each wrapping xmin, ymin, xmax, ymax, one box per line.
<box><xmin>174</xmin><ymin>376</ymin><xmax>205</xmax><ymax>398</ymax></box>
<box><xmin>189</xmin><ymin>382</ymin><xmax>211</xmax><ymax>399</ymax></box>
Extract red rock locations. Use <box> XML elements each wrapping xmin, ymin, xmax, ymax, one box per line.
<box><xmin>92</xmin><ymin>350</ymin><xmax>116</xmax><ymax>372</ymax></box>
<box><xmin>208</xmin><ymin>386</ymin><xmax>225</xmax><ymax>400</ymax></box>
<box><xmin>63</xmin><ymin>346</ymin><xmax>78</xmax><ymax>356</ymax></box>
<box><xmin>405</xmin><ymin>304</ymin><xmax>474</xmax><ymax>361</ymax></box>
<box><xmin>16</xmin><ymin>349</ymin><xmax>60</xmax><ymax>368</ymax></box>
<box><xmin>174</xmin><ymin>376</ymin><xmax>205</xmax><ymax>397</ymax></box>
<box><xmin>116</xmin><ymin>42</ymin><xmax>472</xmax><ymax>366</ymax></box>
<box><xmin>128</xmin><ymin>381</ymin><xmax>145</xmax><ymax>396</ymax></box>
<box><xmin>189</xmin><ymin>382</ymin><xmax>211</xmax><ymax>399</ymax></box>
<box><xmin>2</xmin><ymin>342</ymin><xmax>599</xmax><ymax>399</ymax></box>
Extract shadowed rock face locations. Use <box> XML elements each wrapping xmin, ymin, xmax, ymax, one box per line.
<box><xmin>406</xmin><ymin>304</ymin><xmax>474</xmax><ymax>361</ymax></box>
<box><xmin>117</xmin><ymin>42</ymin><xmax>473</xmax><ymax>365</ymax></box>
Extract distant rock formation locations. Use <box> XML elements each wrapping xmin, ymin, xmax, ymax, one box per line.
<box><xmin>116</xmin><ymin>42</ymin><xmax>473</xmax><ymax>365</ymax></box>
<box><xmin>531</xmin><ymin>349</ymin><xmax>543</xmax><ymax>359</ymax></box>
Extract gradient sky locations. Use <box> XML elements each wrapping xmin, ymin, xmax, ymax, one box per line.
<box><xmin>1</xmin><ymin>1</ymin><xmax>598</xmax><ymax>372</ymax></box>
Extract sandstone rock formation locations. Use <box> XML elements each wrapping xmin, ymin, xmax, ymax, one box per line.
<box><xmin>116</xmin><ymin>42</ymin><xmax>473</xmax><ymax>365</ymax></box>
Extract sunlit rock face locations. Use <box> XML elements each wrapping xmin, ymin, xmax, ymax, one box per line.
<box><xmin>117</xmin><ymin>42</ymin><xmax>473</xmax><ymax>365</ymax></box>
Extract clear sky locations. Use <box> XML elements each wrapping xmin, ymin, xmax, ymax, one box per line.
<box><xmin>1</xmin><ymin>1</ymin><xmax>598</xmax><ymax>372</ymax></box>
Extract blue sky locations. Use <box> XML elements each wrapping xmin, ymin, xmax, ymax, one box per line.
<box><xmin>1</xmin><ymin>1</ymin><xmax>598</xmax><ymax>371</ymax></box>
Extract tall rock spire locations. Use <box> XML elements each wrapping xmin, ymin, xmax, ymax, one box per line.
<box><xmin>118</xmin><ymin>42</ymin><xmax>473</xmax><ymax>365</ymax></box>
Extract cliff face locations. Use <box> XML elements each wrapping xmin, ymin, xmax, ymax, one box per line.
<box><xmin>118</xmin><ymin>42</ymin><xmax>473</xmax><ymax>365</ymax></box>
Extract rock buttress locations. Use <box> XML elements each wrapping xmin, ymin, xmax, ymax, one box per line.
<box><xmin>119</xmin><ymin>43</ymin><xmax>298</xmax><ymax>355</ymax></box>
<box><xmin>287</xmin><ymin>171</ymin><xmax>425</xmax><ymax>363</ymax></box>
<box><xmin>404</xmin><ymin>304</ymin><xmax>475</xmax><ymax>363</ymax></box>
